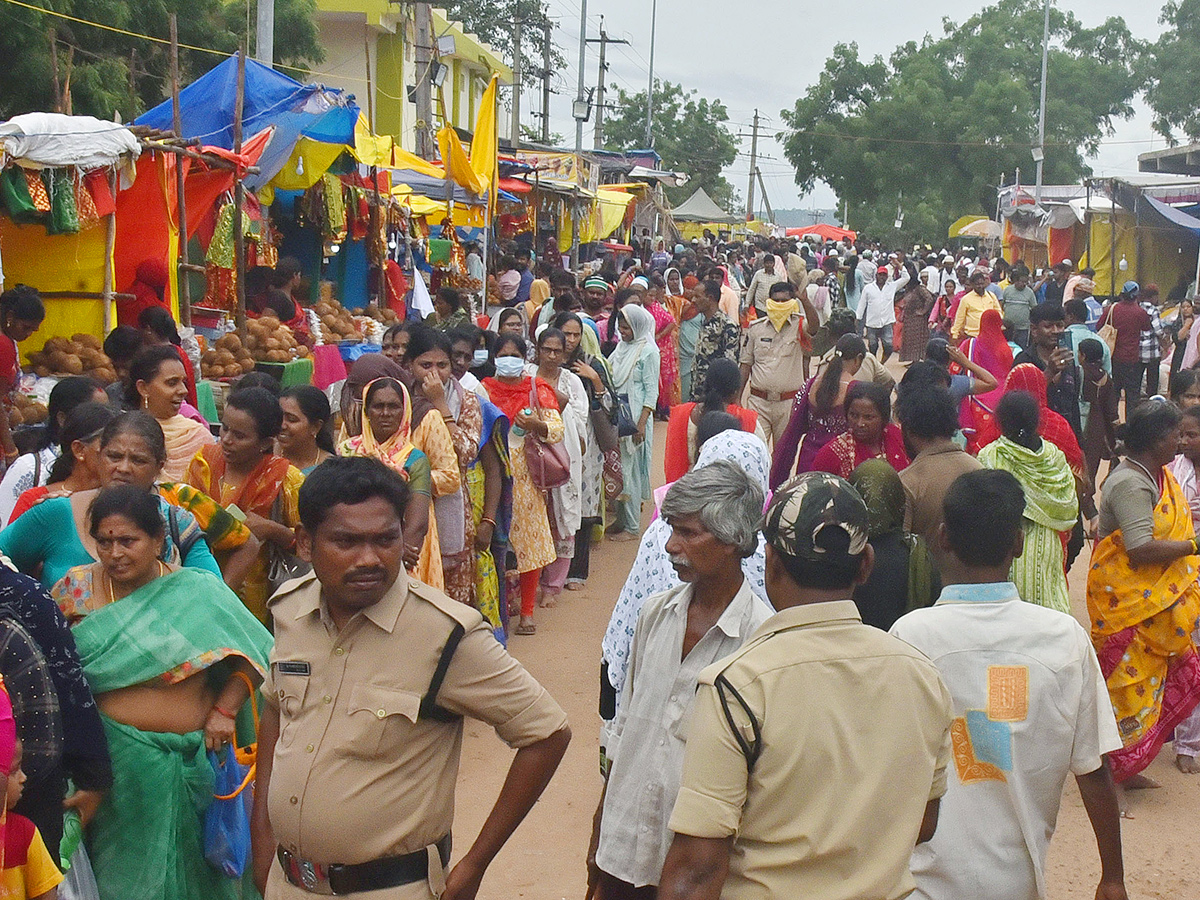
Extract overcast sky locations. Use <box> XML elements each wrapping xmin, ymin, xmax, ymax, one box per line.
<box><xmin>530</xmin><ymin>0</ymin><xmax>1171</xmax><ymax>213</ymax></box>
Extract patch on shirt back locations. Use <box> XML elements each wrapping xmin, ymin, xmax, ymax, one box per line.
<box><xmin>950</xmin><ymin>715</ymin><xmax>1009</xmax><ymax>784</ymax></box>
<box><xmin>987</xmin><ymin>665</ymin><xmax>1028</xmax><ymax>721</ymax></box>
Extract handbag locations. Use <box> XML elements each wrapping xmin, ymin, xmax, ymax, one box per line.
<box><xmin>203</xmin><ymin>672</ymin><xmax>258</xmax><ymax>878</ymax></box>
<box><xmin>266</xmin><ymin>491</ymin><xmax>311</xmax><ymax>594</ymax></box>
<box><xmin>523</xmin><ymin>379</ymin><xmax>571</xmax><ymax>491</ymax></box>
<box><xmin>616</xmin><ymin>394</ymin><xmax>638</xmax><ymax>438</ymax></box>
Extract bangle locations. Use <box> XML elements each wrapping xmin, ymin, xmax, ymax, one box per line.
<box><xmin>1191</xmin><ymin>538</ymin><xmax>1198</xmax><ymax>556</ymax></box>
<box><xmin>212</xmin><ymin>704</ymin><xmax>238</xmax><ymax>720</ymax></box>
<box><xmin>480</xmin><ymin>516</ymin><xmax>496</xmax><ymax>528</ymax></box>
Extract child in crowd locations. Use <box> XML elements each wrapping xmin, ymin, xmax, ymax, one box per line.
<box><xmin>1</xmin><ymin>739</ymin><xmax>63</xmax><ymax>900</ymax></box>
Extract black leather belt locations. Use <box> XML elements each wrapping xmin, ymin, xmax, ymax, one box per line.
<box><xmin>277</xmin><ymin>836</ymin><xmax>451</xmax><ymax>895</ymax></box>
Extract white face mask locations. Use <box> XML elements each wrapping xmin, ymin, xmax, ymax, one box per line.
<box><xmin>472</xmin><ymin>349</ymin><xmax>490</xmax><ymax>366</ymax></box>
<box><xmin>494</xmin><ymin>356</ymin><xmax>525</xmax><ymax>378</ymax></box>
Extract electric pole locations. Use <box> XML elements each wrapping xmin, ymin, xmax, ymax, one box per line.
<box><xmin>511</xmin><ymin>15</ymin><xmax>523</xmax><ymax>149</ymax></box>
<box><xmin>588</xmin><ymin>18</ymin><xmax>628</xmax><ymax>150</ymax></box>
<box><xmin>746</xmin><ymin>109</ymin><xmax>759</xmax><ymax>222</ymax></box>
<box><xmin>645</xmin><ymin>0</ymin><xmax>657</xmax><ymax>147</ymax></box>
<box><xmin>414</xmin><ymin>2</ymin><xmax>434</xmax><ymax>159</ymax></box>
<box><xmin>540</xmin><ymin>19</ymin><xmax>551</xmax><ymax>143</ymax></box>
<box><xmin>255</xmin><ymin>0</ymin><xmax>274</xmax><ymax>66</ymax></box>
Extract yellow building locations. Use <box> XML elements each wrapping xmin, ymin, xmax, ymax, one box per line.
<box><xmin>310</xmin><ymin>1</ymin><xmax>512</xmax><ymax>151</ymax></box>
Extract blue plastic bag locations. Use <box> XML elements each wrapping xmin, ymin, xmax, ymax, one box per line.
<box><xmin>204</xmin><ymin>745</ymin><xmax>253</xmax><ymax>878</ymax></box>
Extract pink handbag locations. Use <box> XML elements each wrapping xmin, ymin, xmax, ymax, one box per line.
<box><xmin>523</xmin><ymin>378</ymin><xmax>571</xmax><ymax>491</ymax></box>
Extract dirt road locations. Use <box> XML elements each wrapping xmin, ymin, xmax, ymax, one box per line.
<box><xmin>451</xmin><ymin>423</ymin><xmax>1200</xmax><ymax>899</ymax></box>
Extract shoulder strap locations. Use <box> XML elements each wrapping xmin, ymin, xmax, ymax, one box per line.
<box><xmin>167</xmin><ymin>505</ymin><xmax>203</xmax><ymax>560</ymax></box>
<box><xmin>714</xmin><ymin>672</ymin><xmax>763</xmax><ymax>772</ymax></box>
<box><xmin>419</xmin><ymin>622</ymin><xmax>466</xmax><ymax>722</ymax></box>
<box><xmin>32</xmin><ymin>451</ymin><xmax>41</xmax><ymax>486</ymax></box>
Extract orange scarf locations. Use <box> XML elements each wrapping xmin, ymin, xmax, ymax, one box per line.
<box><xmin>188</xmin><ymin>446</ymin><xmax>292</xmax><ymax>517</ymax></box>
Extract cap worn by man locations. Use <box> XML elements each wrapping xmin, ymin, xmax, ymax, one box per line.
<box><xmin>659</xmin><ymin>472</ymin><xmax>953</xmax><ymax>900</ymax></box>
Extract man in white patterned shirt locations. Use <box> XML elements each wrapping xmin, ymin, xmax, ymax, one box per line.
<box><xmin>587</xmin><ymin>460</ymin><xmax>771</xmax><ymax>899</ymax></box>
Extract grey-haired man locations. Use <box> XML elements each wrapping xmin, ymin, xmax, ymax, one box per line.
<box><xmin>587</xmin><ymin>460</ymin><xmax>772</xmax><ymax>900</ymax></box>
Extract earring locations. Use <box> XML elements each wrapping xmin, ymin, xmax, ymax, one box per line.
<box><xmin>142</xmin><ymin>396</ymin><xmax>148</xmax><ymax>409</ymax></box>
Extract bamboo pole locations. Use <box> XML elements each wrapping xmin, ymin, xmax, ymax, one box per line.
<box><xmin>365</xmin><ymin>26</ymin><xmax>385</xmax><ymax>312</ymax></box>
<box><xmin>233</xmin><ymin>45</ymin><xmax>247</xmax><ymax>336</ymax></box>
<box><xmin>102</xmin><ymin>173</ymin><xmax>117</xmax><ymax>334</ymax></box>
<box><xmin>170</xmin><ymin>14</ymin><xmax>192</xmax><ymax>326</ymax></box>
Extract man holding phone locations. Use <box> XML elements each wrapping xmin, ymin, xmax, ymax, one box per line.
<box><xmin>1014</xmin><ymin>302</ymin><xmax>1083</xmax><ymax>439</ymax></box>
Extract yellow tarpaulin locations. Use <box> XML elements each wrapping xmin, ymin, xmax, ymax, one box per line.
<box><xmin>948</xmin><ymin>214</ymin><xmax>987</xmax><ymax>238</ymax></box>
<box><xmin>471</xmin><ymin>76</ymin><xmax>499</xmax><ymax>204</ymax></box>
<box><xmin>0</xmin><ymin>218</ymin><xmax>109</xmax><ymax>359</ymax></box>
<box><xmin>391</xmin><ymin>147</ymin><xmax>446</xmax><ymax>180</ymax></box>
<box><xmin>271</xmin><ymin>138</ymin><xmax>349</xmax><ymax>191</ymax></box>
<box><xmin>589</xmin><ymin>189</ymin><xmax>635</xmax><ymax>242</ymax></box>
<box><xmin>1079</xmin><ymin>212</ymin><xmax>1137</xmax><ymax>297</ymax></box>
<box><xmin>353</xmin><ymin>113</ymin><xmax>394</xmax><ymax>168</ymax></box>
<box><xmin>438</xmin><ymin>126</ymin><xmax>485</xmax><ymax>196</ymax></box>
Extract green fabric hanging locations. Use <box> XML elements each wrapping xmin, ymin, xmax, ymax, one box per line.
<box><xmin>47</xmin><ymin>168</ymin><xmax>80</xmax><ymax>234</ymax></box>
<box><xmin>0</xmin><ymin>167</ymin><xmax>40</xmax><ymax>222</ymax></box>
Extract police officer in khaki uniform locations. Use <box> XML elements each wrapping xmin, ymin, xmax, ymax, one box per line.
<box><xmin>739</xmin><ymin>281</ymin><xmax>820</xmax><ymax>447</ymax></box>
<box><xmin>251</xmin><ymin>457</ymin><xmax>571</xmax><ymax>900</ymax></box>
<box><xmin>658</xmin><ymin>473</ymin><xmax>953</xmax><ymax>900</ymax></box>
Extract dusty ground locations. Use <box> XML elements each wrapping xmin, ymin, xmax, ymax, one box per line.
<box><xmin>450</xmin><ymin>420</ymin><xmax>1200</xmax><ymax>900</ymax></box>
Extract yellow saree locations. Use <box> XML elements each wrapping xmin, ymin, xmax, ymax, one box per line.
<box><xmin>1087</xmin><ymin>468</ymin><xmax>1200</xmax><ymax>779</ymax></box>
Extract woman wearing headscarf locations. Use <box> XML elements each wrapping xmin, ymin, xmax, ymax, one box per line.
<box><xmin>900</xmin><ymin>268</ymin><xmax>937</xmax><ymax>362</ymax></box>
<box><xmin>958</xmin><ymin>308</ymin><xmax>1013</xmax><ymax>453</ymax></box>
<box><xmin>610</xmin><ymin>304</ymin><xmax>660</xmax><ymax>540</ymax></box>
<box><xmin>979</xmin><ymin>391</ymin><xmax>1078</xmax><ymax>614</ymax></box>
<box><xmin>338</xmin><ymin>376</ymin><xmax>449</xmax><ymax>589</ymax></box>
<box><xmin>978</xmin><ymin>363</ymin><xmax>1087</xmax><ymax>483</ymax></box>
<box><xmin>338</xmin><ymin>353</ymin><xmax>408</xmax><ymax>442</ymax></box>
<box><xmin>600</xmin><ymin>429</ymin><xmax>773</xmax><ymax>724</ymax></box>
<box><xmin>542</xmin><ymin>236</ymin><xmax>563</xmax><ymax>271</ymax></box>
<box><xmin>555</xmin><ymin>312</ymin><xmax>617</xmax><ymax>589</ymax></box>
<box><xmin>117</xmin><ymin>258</ymin><xmax>170</xmax><ymax>327</ymax></box>
<box><xmin>645</xmin><ymin>274</ymin><xmax>680</xmax><ymax>411</ymax></box>
<box><xmin>667</xmin><ymin>268</ymin><xmax>703</xmax><ymax>406</ymax></box>
<box><xmin>847</xmin><ymin>459</ymin><xmax>938</xmax><ymax>630</ymax></box>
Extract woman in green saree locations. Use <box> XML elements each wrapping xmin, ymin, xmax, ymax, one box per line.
<box><xmin>50</xmin><ymin>484</ymin><xmax>272</xmax><ymax>900</ymax></box>
<box><xmin>978</xmin><ymin>390</ymin><xmax>1079</xmax><ymax>614</ymax></box>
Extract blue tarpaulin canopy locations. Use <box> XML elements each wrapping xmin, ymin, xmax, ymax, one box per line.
<box><xmin>135</xmin><ymin>54</ymin><xmax>359</xmax><ymax>190</ymax></box>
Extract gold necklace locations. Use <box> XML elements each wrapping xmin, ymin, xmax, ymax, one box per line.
<box><xmin>104</xmin><ymin>561</ymin><xmax>166</xmax><ymax>605</ymax></box>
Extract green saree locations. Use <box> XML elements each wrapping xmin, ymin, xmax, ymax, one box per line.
<box><xmin>67</xmin><ymin>567</ymin><xmax>272</xmax><ymax>900</ymax></box>
<box><xmin>979</xmin><ymin>436</ymin><xmax>1079</xmax><ymax>614</ymax></box>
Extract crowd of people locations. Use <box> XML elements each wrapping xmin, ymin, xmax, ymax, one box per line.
<box><xmin>0</xmin><ymin>227</ymin><xmax>1196</xmax><ymax>899</ymax></box>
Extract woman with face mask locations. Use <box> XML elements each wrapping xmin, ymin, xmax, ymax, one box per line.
<box><xmin>482</xmin><ymin>334</ymin><xmax>564</xmax><ymax>635</ymax></box>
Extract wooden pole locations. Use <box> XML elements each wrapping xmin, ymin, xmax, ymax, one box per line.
<box><xmin>48</xmin><ymin>28</ymin><xmax>61</xmax><ymax>113</ymax></box>
<box><xmin>233</xmin><ymin>46</ymin><xmax>247</xmax><ymax>335</ymax></box>
<box><xmin>103</xmin><ymin>175</ymin><xmax>117</xmax><ymax>334</ymax></box>
<box><xmin>170</xmin><ymin>15</ymin><xmax>192</xmax><ymax>326</ymax></box>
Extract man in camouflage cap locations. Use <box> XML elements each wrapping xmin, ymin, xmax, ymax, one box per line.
<box><xmin>658</xmin><ymin>473</ymin><xmax>954</xmax><ymax>900</ymax></box>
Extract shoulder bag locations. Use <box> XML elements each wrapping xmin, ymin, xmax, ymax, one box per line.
<box><xmin>523</xmin><ymin>379</ymin><xmax>571</xmax><ymax>491</ymax></box>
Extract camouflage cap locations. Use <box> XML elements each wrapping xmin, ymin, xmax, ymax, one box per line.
<box><xmin>763</xmin><ymin>472</ymin><xmax>870</xmax><ymax>563</ymax></box>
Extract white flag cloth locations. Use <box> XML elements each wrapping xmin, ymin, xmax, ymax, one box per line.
<box><xmin>410</xmin><ymin>267</ymin><xmax>435</xmax><ymax>317</ymax></box>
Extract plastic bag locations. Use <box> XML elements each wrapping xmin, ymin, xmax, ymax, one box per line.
<box><xmin>59</xmin><ymin>843</ymin><xmax>100</xmax><ymax>900</ymax></box>
<box><xmin>203</xmin><ymin>745</ymin><xmax>253</xmax><ymax>878</ymax></box>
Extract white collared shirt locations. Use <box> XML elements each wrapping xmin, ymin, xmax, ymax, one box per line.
<box><xmin>596</xmin><ymin>578</ymin><xmax>771</xmax><ymax>888</ymax></box>
<box><xmin>891</xmin><ymin>582</ymin><xmax>1121</xmax><ymax>900</ymax></box>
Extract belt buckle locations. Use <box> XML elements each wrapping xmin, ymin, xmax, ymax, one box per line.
<box><xmin>280</xmin><ymin>848</ymin><xmax>336</xmax><ymax>895</ymax></box>
<box><xmin>766</xmin><ymin>390</ymin><xmax>782</xmax><ymax>402</ymax></box>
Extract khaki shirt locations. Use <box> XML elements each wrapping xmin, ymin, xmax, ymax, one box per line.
<box><xmin>262</xmin><ymin>573</ymin><xmax>568</xmax><ymax>865</ymax></box>
<box><xmin>900</xmin><ymin>443</ymin><xmax>983</xmax><ymax>543</ymax></box>
<box><xmin>739</xmin><ymin>315</ymin><xmax>807</xmax><ymax>395</ymax></box>
<box><xmin>669</xmin><ymin>600</ymin><xmax>953</xmax><ymax>900</ymax></box>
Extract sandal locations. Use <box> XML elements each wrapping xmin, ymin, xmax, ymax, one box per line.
<box><xmin>515</xmin><ymin>622</ymin><xmax>537</xmax><ymax>636</ymax></box>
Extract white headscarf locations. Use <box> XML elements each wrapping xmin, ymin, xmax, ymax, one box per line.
<box><xmin>601</xmin><ymin>430</ymin><xmax>773</xmax><ymax>704</ymax></box>
<box><xmin>609</xmin><ymin>303</ymin><xmax>659</xmax><ymax>389</ymax></box>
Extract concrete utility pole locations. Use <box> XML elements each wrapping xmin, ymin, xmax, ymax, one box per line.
<box><xmin>511</xmin><ymin>15</ymin><xmax>523</xmax><ymax>149</ymax></box>
<box><xmin>645</xmin><ymin>0</ymin><xmax>657</xmax><ymax>146</ymax></box>
<box><xmin>589</xmin><ymin>17</ymin><xmax>628</xmax><ymax>150</ymax></box>
<box><xmin>540</xmin><ymin>20</ymin><xmax>552</xmax><ymax>143</ymax></box>
<box><xmin>1034</xmin><ymin>0</ymin><xmax>1050</xmax><ymax>204</ymax></box>
<box><xmin>255</xmin><ymin>0</ymin><xmax>274</xmax><ymax>67</ymax></box>
<box><xmin>746</xmin><ymin>109</ymin><xmax>759</xmax><ymax>222</ymax></box>
<box><xmin>414</xmin><ymin>2</ymin><xmax>434</xmax><ymax>160</ymax></box>
<box><xmin>571</xmin><ymin>0</ymin><xmax>587</xmax><ymax>267</ymax></box>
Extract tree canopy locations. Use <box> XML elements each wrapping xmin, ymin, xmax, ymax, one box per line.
<box><xmin>780</xmin><ymin>0</ymin><xmax>1142</xmax><ymax>243</ymax></box>
<box><xmin>1142</xmin><ymin>0</ymin><xmax>1200</xmax><ymax>143</ymax></box>
<box><xmin>0</xmin><ymin>0</ymin><xmax>323</xmax><ymax>122</ymax></box>
<box><xmin>443</xmin><ymin>0</ymin><xmax>565</xmax><ymax>89</ymax></box>
<box><xmin>602</xmin><ymin>79</ymin><xmax>740</xmax><ymax>211</ymax></box>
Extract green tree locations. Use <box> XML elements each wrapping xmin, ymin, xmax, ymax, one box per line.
<box><xmin>443</xmin><ymin>0</ymin><xmax>564</xmax><ymax>89</ymax></box>
<box><xmin>780</xmin><ymin>0</ymin><xmax>1142</xmax><ymax>243</ymax></box>
<box><xmin>601</xmin><ymin>79</ymin><xmax>740</xmax><ymax>211</ymax></box>
<box><xmin>1142</xmin><ymin>0</ymin><xmax>1200</xmax><ymax>142</ymax></box>
<box><xmin>0</xmin><ymin>0</ymin><xmax>322</xmax><ymax>121</ymax></box>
